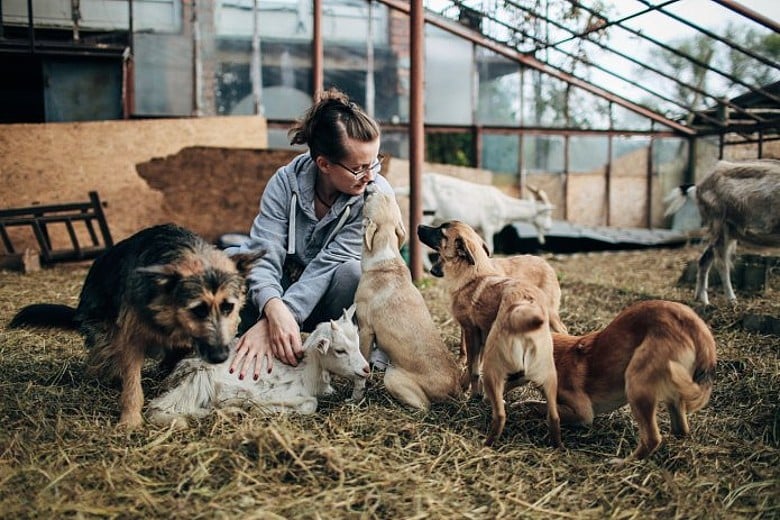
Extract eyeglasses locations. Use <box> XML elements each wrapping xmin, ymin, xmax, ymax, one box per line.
<box><xmin>332</xmin><ymin>153</ymin><xmax>385</xmax><ymax>180</ymax></box>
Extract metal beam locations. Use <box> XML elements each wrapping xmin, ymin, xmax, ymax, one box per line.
<box><xmin>565</xmin><ymin>0</ymin><xmax>780</xmax><ymax>106</ymax></box>
<box><xmin>711</xmin><ymin>0</ymin><xmax>780</xmax><ymax>33</ymax></box>
<box><xmin>635</xmin><ymin>0</ymin><xmax>779</xmax><ymax>70</ymax></box>
<box><xmin>409</xmin><ymin>0</ymin><xmax>425</xmax><ymax>281</ymax></box>
<box><xmin>377</xmin><ymin>0</ymin><xmax>695</xmax><ymax>135</ymax></box>
<box><xmin>447</xmin><ymin>3</ymin><xmax>729</xmax><ymax>128</ymax></box>
<box><xmin>312</xmin><ymin>0</ymin><xmax>323</xmax><ymax>96</ymax></box>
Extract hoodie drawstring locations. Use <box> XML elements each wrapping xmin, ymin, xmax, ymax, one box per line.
<box><xmin>287</xmin><ymin>193</ymin><xmax>297</xmax><ymax>254</ymax></box>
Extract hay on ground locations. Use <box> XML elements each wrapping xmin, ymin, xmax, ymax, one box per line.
<box><xmin>0</xmin><ymin>245</ymin><xmax>778</xmax><ymax>519</ymax></box>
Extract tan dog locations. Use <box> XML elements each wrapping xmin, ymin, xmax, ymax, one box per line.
<box><xmin>417</xmin><ymin>220</ymin><xmax>561</xmax><ymax>447</ymax></box>
<box><xmin>526</xmin><ymin>300</ymin><xmax>717</xmax><ymax>463</ymax></box>
<box><xmin>352</xmin><ymin>184</ymin><xmax>461</xmax><ymax>410</ymax></box>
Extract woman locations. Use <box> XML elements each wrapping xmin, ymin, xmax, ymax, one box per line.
<box><xmin>228</xmin><ymin>88</ymin><xmax>393</xmax><ymax>381</ymax></box>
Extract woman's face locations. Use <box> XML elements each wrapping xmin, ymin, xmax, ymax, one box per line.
<box><xmin>317</xmin><ymin>137</ymin><xmax>382</xmax><ymax>196</ymax></box>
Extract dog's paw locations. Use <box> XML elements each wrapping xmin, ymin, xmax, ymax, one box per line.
<box><xmin>118</xmin><ymin>412</ymin><xmax>144</xmax><ymax>429</ymax></box>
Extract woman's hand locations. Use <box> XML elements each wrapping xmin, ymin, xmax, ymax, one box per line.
<box><xmin>263</xmin><ymin>298</ymin><xmax>304</xmax><ymax>366</ymax></box>
<box><xmin>231</xmin><ymin>318</ymin><xmax>274</xmax><ymax>381</ymax></box>
<box><xmin>230</xmin><ymin>298</ymin><xmax>302</xmax><ymax>380</ymax></box>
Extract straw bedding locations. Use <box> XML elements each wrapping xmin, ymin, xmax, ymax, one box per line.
<box><xmin>1</xmin><ymin>245</ymin><xmax>777</xmax><ymax>518</ymax></box>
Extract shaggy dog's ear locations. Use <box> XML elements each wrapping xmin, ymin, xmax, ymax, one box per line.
<box><xmin>136</xmin><ymin>264</ymin><xmax>182</xmax><ymax>288</ymax></box>
<box><xmin>455</xmin><ymin>237</ymin><xmax>476</xmax><ymax>266</ymax></box>
<box><xmin>364</xmin><ymin>219</ymin><xmax>377</xmax><ymax>252</ymax></box>
<box><xmin>481</xmin><ymin>239</ymin><xmax>490</xmax><ymax>257</ymax></box>
<box><xmin>231</xmin><ymin>249</ymin><xmax>266</xmax><ymax>276</ymax></box>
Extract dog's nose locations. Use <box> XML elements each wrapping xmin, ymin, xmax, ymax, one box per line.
<box><xmin>199</xmin><ymin>342</ymin><xmax>230</xmax><ymax>364</ymax></box>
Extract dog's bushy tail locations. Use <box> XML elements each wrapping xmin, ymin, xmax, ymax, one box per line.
<box><xmin>668</xmin><ymin>360</ymin><xmax>713</xmax><ymax>412</ymax></box>
<box><xmin>8</xmin><ymin>304</ymin><xmax>77</xmax><ymax>330</ymax></box>
<box><xmin>505</xmin><ymin>302</ymin><xmax>546</xmax><ymax>334</ymax></box>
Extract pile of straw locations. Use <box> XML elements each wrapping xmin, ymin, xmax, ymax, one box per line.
<box><xmin>1</xmin><ymin>245</ymin><xmax>777</xmax><ymax>518</ymax></box>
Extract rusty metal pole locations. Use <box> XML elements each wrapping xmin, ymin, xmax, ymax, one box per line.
<box><xmin>312</xmin><ymin>0</ymin><xmax>323</xmax><ymax>97</ymax></box>
<box><xmin>409</xmin><ymin>0</ymin><xmax>425</xmax><ymax>281</ymax></box>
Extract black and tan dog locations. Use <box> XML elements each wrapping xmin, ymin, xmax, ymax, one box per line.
<box><xmin>417</xmin><ymin>220</ymin><xmax>561</xmax><ymax>447</ymax></box>
<box><xmin>9</xmin><ymin>223</ymin><xmax>263</xmax><ymax>428</ymax></box>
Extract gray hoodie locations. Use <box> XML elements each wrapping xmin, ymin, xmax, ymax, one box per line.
<box><xmin>230</xmin><ymin>152</ymin><xmax>393</xmax><ymax>324</ymax></box>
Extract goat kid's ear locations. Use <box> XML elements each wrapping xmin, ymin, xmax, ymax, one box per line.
<box><xmin>231</xmin><ymin>249</ymin><xmax>266</xmax><ymax>276</ymax></box>
<box><xmin>343</xmin><ymin>303</ymin><xmax>357</xmax><ymax>322</ymax></box>
<box><xmin>455</xmin><ymin>238</ymin><xmax>477</xmax><ymax>266</ymax></box>
<box><xmin>364</xmin><ymin>219</ymin><xmax>377</xmax><ymax>252</ymax></box>
<box><xmin>136</xmin><ymin>264</ymin><xmax>181</xmax><ymax>289</ymax></box>
<box><xmin>314</xmin><ymin>335</ymin><xmax>331</xmax><ymax>354</ymax></box>
<box><xmin>303</xmin><ymin>327</ymin><xmax>330</xmax><ymax>352</ymax></box>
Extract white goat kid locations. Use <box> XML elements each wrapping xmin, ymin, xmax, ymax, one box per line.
<box><xmin>665</xmin><ymin>159</ymin><xmax>780</xmax><ymax>304</ymax></box>
<box><xmin>396</xmin><ymin>173</ymin><xmax>553</xmax><ymax>262</ymax></box>
<box><xmin>147</xmin><ymin>304</ymin><xmax>369</xmax><ymax>426</ymax></box>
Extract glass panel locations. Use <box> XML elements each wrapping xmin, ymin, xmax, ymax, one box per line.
<box><xmin>482</xmin><ymin>134</ymin><xmax>519</xmax><ymax>184</ymax></box>
<box><xmin>568</xmin><ymin>135</ymin><xmax>609</xmax><ymax>226</ymax></box>
<box><xmin>568</xmin><ymin>135</ymin><xmax>609</xmax><ymax>173</ymax></box>
<box><xmin>425</xmin><ymin>24</ymin><xmax>473</xmax><ymax>125</ymax></box>
<box><xmin>520</xmin><ymin>73</ymin><xmax>569</xmax><ymax>128</ymax></box>
<box><xmin>610</xmin><ymin>136</ymin><xmax>651</xmax><ymax>227</ymax></box>
<box><xmin>476</xmin><ymin>49</ymin><xmax>520</xmax><ymax>126</ymax></box>
<box><xmin>525</xmin><ymin>135</ymin><xmax>564</xmax><ymax>173</ymax></box>
<box><xmin>134</xmin><ymin>32</ymin><xmax>194</xmax><ymax>116</ymax></box>
<box><xmin>427</xmin><ymin>132</ymin><xmax>473</xmax><ymax>167</ymax></box>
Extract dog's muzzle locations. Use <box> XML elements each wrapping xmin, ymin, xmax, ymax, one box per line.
<box><xmin>416</xmin><ymin>224</ymin><xmax>440</xmax><ymax>250</ymax></box>
<box><xmin>196</xmin><ymin>340</ymin><xmax>230</xmax><ymax>364</ymax></box>
<box><xmin>429</xmin><ymin>255</ymin><xmax>444</xmax><ymax>278</ymax></box>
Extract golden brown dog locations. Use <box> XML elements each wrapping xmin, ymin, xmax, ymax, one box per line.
<box><xmin>525</xmin><ymin>299</ymin><xmax>717</xmax><ymax>463</ymax></box>
<box><xmin>352</xmin><ymin>184</ymin><xmax>461</xmax><ymax>410</ymax></box>
<box><xmin>417</xmin><ymin>220</ymin><xmax>561</xmax><ymax>447</ymax></box>
<box><xmin>418</xmin><ymin>221</ymin><xmax>559</xmax><ymax>393</ymax></box>
<box><xmin>10</xmin><ymin>224</ymin><xmax>263</xmax><ymax>428</ymax></box>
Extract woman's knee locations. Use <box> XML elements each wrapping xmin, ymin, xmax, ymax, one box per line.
<box><xmin>333</xmin><ymin>259</ymin><xmax>361</xmax><ymax>293</ymax></box>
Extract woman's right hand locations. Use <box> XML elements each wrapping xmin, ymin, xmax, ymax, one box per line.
<box><xmin>263</xmin><ymin>298</ymin><xmax>304</xmax><ymax>367</ymax></box>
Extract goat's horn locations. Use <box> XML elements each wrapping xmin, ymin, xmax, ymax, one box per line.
<box><xmin>527</xmin><ymin>184</ymin><xmax>550</xmax><ymax>205</ymax></box>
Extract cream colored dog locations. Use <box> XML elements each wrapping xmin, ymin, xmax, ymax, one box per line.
<box><xmin>352</xmin><ymin>184</ymin><xmax>461</xmax><ymax>410</ymax></box>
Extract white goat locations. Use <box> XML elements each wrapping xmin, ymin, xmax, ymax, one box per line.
<box><xmin>395</xmin><ymin>172</ymin><xmax>554</xmax><ymax>259</ymax></box>
<box><xmin>665</xmin><ymin>159</ymin><xmax>780</xmax><ymax>304</ymax></box>
<box><xmin>147</xmin><ymin>304</ymin><xmax>369</xmax><ymax>426</ymax></box>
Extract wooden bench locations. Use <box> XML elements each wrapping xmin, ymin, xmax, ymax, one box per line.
<box><xmin>0</xmin><ymin>191</ymin><xmax>113</xmax><ymax>270</ymax></box>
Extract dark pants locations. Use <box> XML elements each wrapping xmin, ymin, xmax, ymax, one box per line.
<box><xmin>239</xmin><ymin>259</ymin><xmax>361</xmax><ymax>334</ymax></box>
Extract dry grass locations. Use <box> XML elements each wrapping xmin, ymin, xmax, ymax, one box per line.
<box><xmin>1</xmin><ymin>245</ymin><xmax>778</xmax><ymax>519</ymax></box>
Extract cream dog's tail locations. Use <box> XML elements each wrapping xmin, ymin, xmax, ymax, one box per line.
<box><xmin>668</xmin><ymin>360</ymin><xmax>713</xmax><ymax>412</ymax></box>
<box><xmin>505</xmin><ymin>301</ymin><xmax>546</xmax><ymax>334</ymax></box>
